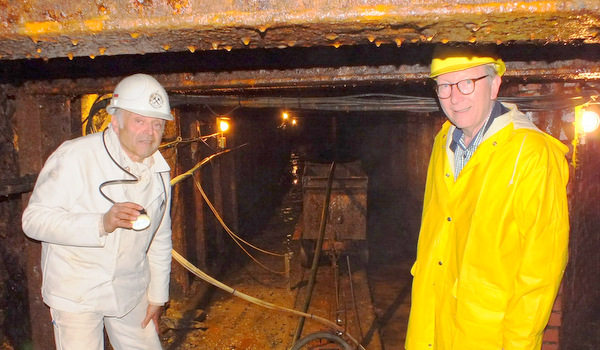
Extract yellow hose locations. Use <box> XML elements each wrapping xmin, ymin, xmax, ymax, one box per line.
<box><xmin>169</xmin><ymin>147</ymin><xmax>365</xmax><ymax>349</ymax></box>
<box><xmin>171</xmin><ymin>249</ymin><xmax>364</xmax><ymax>349</ymax></box>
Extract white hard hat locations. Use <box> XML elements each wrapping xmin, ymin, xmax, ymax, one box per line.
<box><xmin>106</xmin><ymin>73</ymin><xmax>173</xmax><ymax>121</ymax></box>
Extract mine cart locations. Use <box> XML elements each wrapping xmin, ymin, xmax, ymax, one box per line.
<box><xmin>300</xmin><ymin>161</ymin><xmax>369</xmax><ymax>267</ymax></box>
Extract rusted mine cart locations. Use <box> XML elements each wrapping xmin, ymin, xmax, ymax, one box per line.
<box><xmin>300</xmin><ymin>161</ymin><xmax>369</xmax><ymax>267</ymax></box>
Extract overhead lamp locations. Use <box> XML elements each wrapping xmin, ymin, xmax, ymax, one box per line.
<box><xmin>575</xmin><ymin>103</ymin><xmax>600</xmax><ymax>136</ymax></box>
<box><xmin>581</xmin><ymin>109</ymin><xmax>600</xmax><ymax>133</ymax></box>
<box><xmin>279</xmin><ymin>111</ymin><xmax>292</xmax><ymax>129</ymax></box>
<box><xmin>279</xmin><ymin>111</ymin><xmax>298</xmax><ymax>129</ymax></box>
<box><xmin>216</xmin><ymin>116</ymin><xmax>231</xmax><ymax>149</ymax></box>
<box><xmin>217</xmin><ymin>116</ymin><xmax>231</xmax><ymax>133</ymax></box>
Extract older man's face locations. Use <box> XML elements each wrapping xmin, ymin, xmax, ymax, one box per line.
<box><xmin>112</xmin><ymin>110</ymin><xmax>165</xmax><ymax>163</ymax></box>
<box><xmin>436</xmin><ymin>65</ymin><xmax>501</xmax><ymax>139</ymax></box>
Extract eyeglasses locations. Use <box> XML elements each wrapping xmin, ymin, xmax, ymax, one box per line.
<box><xmin>435</xmin><ymin>75</ymin><xmax>489</xmax><ymax>99</ymax></box>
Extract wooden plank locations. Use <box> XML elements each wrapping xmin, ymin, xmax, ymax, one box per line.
<box><xmin>165</xmin><ymin>110</ymin><xmax>190</xmax><ymax>297</ymax></box>
<box><xmin>0</xmin><ymin>174</ymin><xmax>37</xmax><ymax>196</ymax></box>
<box><xmin>17</xmin><ymin>94</ymin><xmax>72</xmax><ymax>350</ymax></box>
<box><xmin>190</xmin><ymin>120</ymin><xmax>208</xmax><ymax>270</ymax></box>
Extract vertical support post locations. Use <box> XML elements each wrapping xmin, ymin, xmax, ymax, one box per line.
<box><xmin>211</xmin><ymin>149</ymin><xmax>226</xmax><ymax>263</ymax></box>
<box><xmin>222</xmin><ymin>144</ymin><xmax>238</xmax><ymax>235</ymax></box>
<box><xmin>17</xmin><ymin>94</ymin><xmax>72</xmax><ymax>350</ymax></box>
<box><xmin>190</xmin><ymin>120</ymin><xmax>207</xmax><ymax>270</ymax></box>
<box><xmin>210</xmin><ymin>130</ymin><xmax>238</xmax><ymax>265</ymax></box>
<box><xmin>285</xmin><ymin>251</ymin><xmax>292</xmax><ymax>291</ymax></box>
<box><xmin>164</xmin><ymin>111</ymin><xmax>189</xmax><ymax>297</ymax></box>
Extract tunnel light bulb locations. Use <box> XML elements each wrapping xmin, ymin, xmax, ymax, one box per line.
<box><xmin>292</xmin><ymin>118</ymin><xmax>297</xmax><ymax>125</ymax></box>
<box><xmin>219</xmin><ymin>120</ymin><xmax>230</xmax><ymax>132</ymax></box>
<box><xmin>581</xmin><ymin>110</ymin><xmax>600</xmax><ymax>133</ymax></box>
<box><xmin>282</xmin><ymin>112</ymin><xmax>289</xmax><ymax>120</ymax></box>
<box><xmin>217</xmin><ymin>116</ymin><xmax>230</xmax><ymax>133</ymax></box>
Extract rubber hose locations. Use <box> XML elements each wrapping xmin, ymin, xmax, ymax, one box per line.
<box><xmin>290</xmin><ymin>331</ymin><xmax>353</xmax><ymax>350</ymax></box>
<box><xmin>292</xmin><ymin>162</ymin><xmax>336</xmax><ymax>343</ymax></box>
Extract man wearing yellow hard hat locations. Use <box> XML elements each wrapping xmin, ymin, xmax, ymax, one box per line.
<box><xmin>406</xmin><ymin>45</ymin><xmax>570</xmax><ymax>350</ymax></box>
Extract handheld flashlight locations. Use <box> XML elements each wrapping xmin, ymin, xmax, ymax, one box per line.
<box><xmin>132</xmin><ymin>209</ymin><xmax>151</xmax><ymax>231</ymax></box>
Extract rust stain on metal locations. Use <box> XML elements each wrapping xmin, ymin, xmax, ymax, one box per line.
<box><xmin>0</xmin><ymin>1</ymin><xmax>597</xmax><ymax>60</ymax></box>
<box><xmin>8</xmin><ymin>56</ymin><xmax>600</xmax><ymax>97</ymax></box>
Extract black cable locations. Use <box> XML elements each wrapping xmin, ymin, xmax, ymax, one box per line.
<box><xmin>97</xmin><ymin>127</ymin><xmax>169</xmax><ymax>233</ymax></box>
<box><xmin>83</xmin><ymin>94</ymin><xmax>112</xmax><ymax>136</ymax></box>
<box><xmin>290</xmin><ymin>331</ymin><xmax>353</xmax><ymax>350</ymax></box>
<box><xmin>98</xmin><ymin>128</ymin><xmax>140</xmax><ymax>206</ymax></box>
<box><xmin>170</xmin><ymin>92</ymin><xmax>594</xmax><ymax>113</ymax></box>
<box><xmin>292</xmin><ymin>162</ymin><xmax>336</xmax><ymax>344</ymax></box>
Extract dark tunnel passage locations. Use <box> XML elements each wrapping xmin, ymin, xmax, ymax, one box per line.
<box><xmin>1</xmin><ymin>0</ymin><xmax>600</xmax><ymax>346</ymax></box>
<box><xmin>1</xmin><ymin>42</ymin><xmax>600</xmax><ymax>349</ymax></box>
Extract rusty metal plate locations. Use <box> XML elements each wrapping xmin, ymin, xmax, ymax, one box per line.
<box><xmin>0</xmin><ymin>0</ymin><xmax>598</xmax><ymax>60</ymax></box>
<box><xmin>302</xmin><ymin>161</ymin><xmax>368</xmax><ymax>241</ymax></box>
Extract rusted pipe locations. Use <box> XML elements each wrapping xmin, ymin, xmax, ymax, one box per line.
<box><xmin>292</xmin><ymin>161</ymin><xmax>336</xmax><ymax>345</ymax></box>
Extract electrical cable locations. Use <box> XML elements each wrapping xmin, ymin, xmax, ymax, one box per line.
<box><xmin>159</xmin><ymin>132</ymin><xmax>221</xmax><ymax>150</ymax></box>
<box><xmin>193</xmin><ymin>178</ymin><xmax>289</xmax><ymax>275</ymax></box>
<box><xmin>171</xmin><ymin>250</ymin><xmax>365</xmax><ymax>350</ymax></box>
<box><xmin>289</xmin><ymin>331</ymin><xmax>354</xmax><ymax>350</ymax></box>
<box><xmin>347</xmin><ymin>255</ymin><xmax>363</xmax><ymax>341</ymax></box>
<box><xmin>204</xmin><ymin>104</ymin><xmax>241</xmax><ymax>118</ymax></box>
<box><xmin>293</xmin><ymin>162</ymin><xmax>337</xmax><ymax>345</ymax></box>
<box><xmin>172</xmin><ymin>93</ymin><xmax>440</xmax><ymax>113</ymax></box>
<box><xmin>193</xmin><ymin>175</ymin><xmax>285</xmax><ymax>258</ymax></box>
<box><xmin>82</xmin><ymin>94</ymin><xmax>112</xmax><ymax>136</ymax></box>
<box><xmin>172</xmin><ymin>144</ymin><xmax>289</xmax><ymax>276</ymax></box>
<box><xmin>98</xmin><ymin>128</ymin><xmax>165</xmax><ymax>231</ymax></box>
<box><xmin>163</xmin><ymin>129</ymin><xmax>366</xmax><ymax>348</ymax></box>
<box><xmin>169</xmin><ymin>149</ymin><xmax>365</xmax><ymax>348</ymax></box>
<box><xmin>170</xmin><ymin>147</ymin><xmax>238</xmax><ymax>186</ymax></box>
<box><xmin>170</xmin><ymin>91</ymin><xmax>599</xmax><ymax>113</ymax></box>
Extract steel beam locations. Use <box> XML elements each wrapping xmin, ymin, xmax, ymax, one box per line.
<box><xmin>5</xmin><ymin>58</ymin><xmax>600</xmax><ymax>96</ymax></box>
<box><xmin>0</xmin><ymin>1</ymin><xmax>598</xmax><ymax>61</ymax></box>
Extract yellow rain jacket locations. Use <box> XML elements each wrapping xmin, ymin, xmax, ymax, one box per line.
<box><xmin>406</xmin><ymin>103</ymin><xmax>569</xmax><ymax>350</ymax></box>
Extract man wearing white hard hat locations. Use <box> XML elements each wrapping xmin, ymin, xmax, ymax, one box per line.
<box><xmin>23</xmin><ymin>74</ymin><xmax>173</xmax><ymax>349</ymax></box>
<box><xmin>406</xmin><ymin>46</ymin><xmax>570</xmax><ymax>349</ymax></box>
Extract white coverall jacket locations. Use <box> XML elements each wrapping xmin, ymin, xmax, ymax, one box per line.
<box><xmin>22</xmin><ymin>127</ymin><xmax>172</xmax><ymax>317</ymax></box>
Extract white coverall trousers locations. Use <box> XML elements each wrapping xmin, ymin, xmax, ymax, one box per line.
<box><xmin>50</xmin><ymin>295</ymin><xmax>162</xmax><ymax>350</ymax></box>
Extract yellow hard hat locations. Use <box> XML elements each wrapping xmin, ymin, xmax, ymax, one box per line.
<box><xmin>430</xmin><ymin>45</ymin><xmax>506</xmax><ymax>78</ymax></box>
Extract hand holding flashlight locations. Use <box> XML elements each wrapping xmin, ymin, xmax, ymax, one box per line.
<box><xmin>102</xmin><ymin>202</ymin><xmax>149</xmax><ymax>233</ymax></box>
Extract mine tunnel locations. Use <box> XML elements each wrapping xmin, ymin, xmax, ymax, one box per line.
<box><xmin>1</xmin><ymin>1</ymin><xmax>600</xmax><ymax>349</ymax></box>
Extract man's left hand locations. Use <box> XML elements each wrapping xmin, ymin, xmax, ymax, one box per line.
<box><xmin>141</xmin><ymin>304</ymin><xmax>162</xmax><ymax>333</ymax></box>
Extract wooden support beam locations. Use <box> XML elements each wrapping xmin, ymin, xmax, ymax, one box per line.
<box><xmin>165</xmin><ymin>111</ymin><xmax>190</xmax><ymax>297</ymax></box>
<box><xmin>16</xmin><ymin>94</ymin><xmax>73</xmax><ymax>350</ymax></box>
<box><xmin>190</xmin><ymin>120</ymin><xmax>208</xmax><ymax>271</ymax></box>
<box><xmin>0</xmin><ymin>174</ymin><xmax>37</xmax><ymax>197</ymax></box>
<box><xmin>211</xmin><ymin>145</ymin><xmax>226</xmax><ymax>266</ymax></box>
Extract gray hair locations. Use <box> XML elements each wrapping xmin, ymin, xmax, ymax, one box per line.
<box><xmin>484</xmin><ymin>64</ymin><xmax>498</xmax><ymax>79</ymax></box>
<box><xmin>111</xmin><ymin>109</ymin><xmax>125</xmax><ymax>128</ymax></box>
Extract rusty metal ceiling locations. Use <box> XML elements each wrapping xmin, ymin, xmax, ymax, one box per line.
<box><xmin>0</xmin><ymin>0</ymin><xmax>599</xmax><ymax>93</ymax></box>
<box><xmin>1</xmin><ymin>0</ymin><xmax>600</xmax><ymax>60</ymax></box>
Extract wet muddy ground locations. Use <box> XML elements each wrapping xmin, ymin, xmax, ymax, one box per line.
<box><xmin>161</xmin><ymin>157</ymin><xmax>414</xmax><ymax>349</ymax></box>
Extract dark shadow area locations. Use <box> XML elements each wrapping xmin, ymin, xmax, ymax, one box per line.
<box><xmin>363</xmin><ymin>282</ymin><xmax>411</xmax><ymax>347</ymax></box>
<box><xmin>2</xmin><ymin>43</ymin><xmax>600</xmax><ymax>84</ymax></box>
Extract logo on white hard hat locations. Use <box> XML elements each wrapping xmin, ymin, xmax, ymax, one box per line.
<box><xmin>149</xmin><ymin>91</ymin><xmax>164</xmax><ymax>109</ymax></box>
